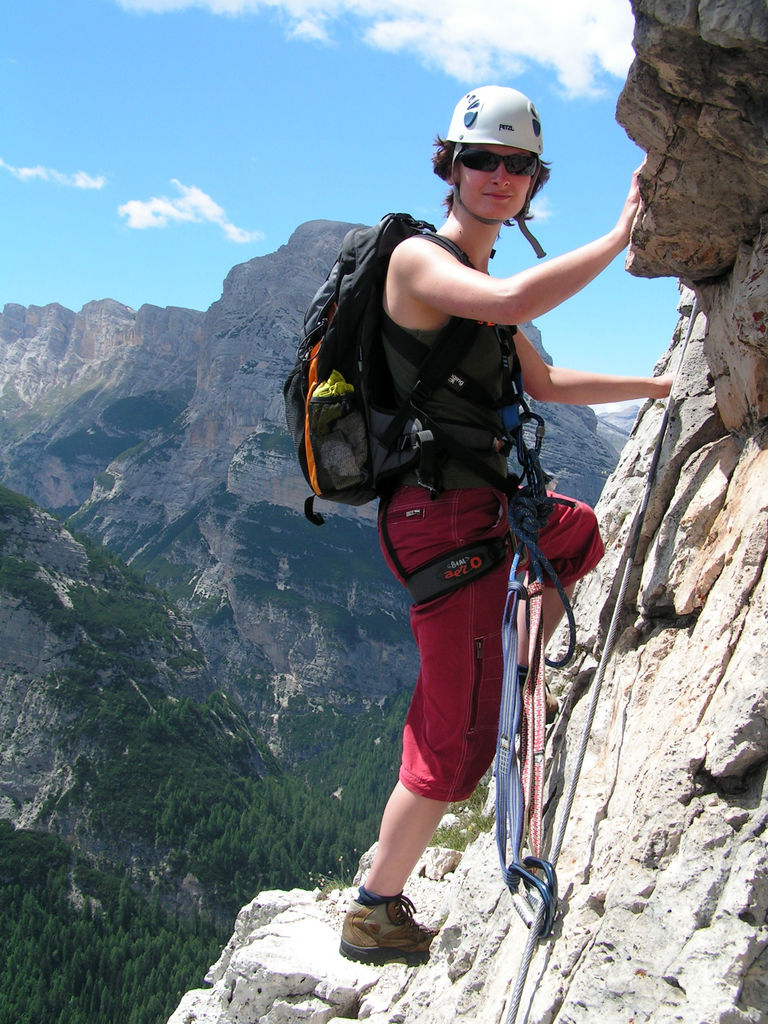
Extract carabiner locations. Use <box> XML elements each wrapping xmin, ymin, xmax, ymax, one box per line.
<box><xmin>503</xmin><ymin>857</ymin><xmax>558</xmax><ymax>938</ymax></box>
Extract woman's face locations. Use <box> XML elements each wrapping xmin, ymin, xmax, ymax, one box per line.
<box><xmin>451</xmin><ymin>144</ymin><xmax>534</xmax><ymax>222</ymax></box>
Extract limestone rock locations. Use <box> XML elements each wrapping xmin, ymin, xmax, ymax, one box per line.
<box><xmin>619</xmin><ymin>0</ymin><xmax>768</xmax><ymax>281</ymax></box>
<box><xmin>166</xmin><ymin>875</ymin><xmax>447</xmax><ymax>1024</ymax></box>
<box><xmin>699</xmin><ymin>219</ymin><xmax>768</xmax><ymax>434</ymax></box>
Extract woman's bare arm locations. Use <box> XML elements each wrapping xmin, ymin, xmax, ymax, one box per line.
<box><xmin>513</xmin><ymin>326</ymin><xmax>672</xmax><ymax>405</ymax></box>
<box><xmin>385</xmin><ymin>173</ymin><xmax>642</xmax><ymax>330</ymax></box>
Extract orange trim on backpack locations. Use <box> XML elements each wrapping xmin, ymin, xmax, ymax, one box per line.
<box><xmin>304</xmin><ymin>300</ymin><xmax>338</xmax><ymax>494</ymax></box>
<box><xmin>305</xmin><ymin>338</ymin><xmax>322</xmax><ymax>495</ymax></box>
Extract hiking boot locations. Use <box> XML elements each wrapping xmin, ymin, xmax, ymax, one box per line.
<box><xmin>339</xmin><ymin>893</ymin><xmax>437</xmax><ymax>966</ymax></box>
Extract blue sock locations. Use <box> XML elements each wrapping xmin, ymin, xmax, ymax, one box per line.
<box><xmin>357</xmin><ymin>885</ymin><xmax>394</xmax><ymax>906</ymax></box>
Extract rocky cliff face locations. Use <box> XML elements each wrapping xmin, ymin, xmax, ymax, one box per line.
<box><xmin>0</xmin><ymin>299</ymin><xmax>204</xmax><ymax>511</ymax></box>
<box><xmin>620</xmin><ymin>0</ymin><xmax>768</xmax><ymax>284</ymax></box>
<box><xmin>165</xmin><ymin>3</ymin><xmax>768</xmax><ymax>1022</ymax></box>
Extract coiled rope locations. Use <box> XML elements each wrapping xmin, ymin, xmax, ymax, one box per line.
<box><xmin>501</xmin><ymin>298</ymin><xmax>700</xmax><ymax>1024</ymax></box>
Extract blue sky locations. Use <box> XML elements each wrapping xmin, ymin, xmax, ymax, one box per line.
<box><xmin>2</xmin><ymin>0</ymin><xmax>680</xmax><ymax>380</ymax></box>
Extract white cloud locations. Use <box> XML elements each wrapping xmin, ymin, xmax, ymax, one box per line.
<box><xmin>115</xmin><ymin>0</ymin><xmax>635</xmax><ymax>96</ymax></box>
<box><xmin>529</xmin><ymin>195</ymin><xmax>553</xmax><ymax>222</ymax></box>
<box><xmin>0</xmin><ymin>157</ymin><xmax>106</xmax><ymax>189</ymax></box>
<box><xmin>118</xmin><ymin>179</ymin><xmax>263</xmax><ymax>242</ymax></box>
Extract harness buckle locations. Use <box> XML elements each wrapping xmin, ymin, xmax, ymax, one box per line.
<box><xmin>411</xmin><ymin>426</ymin><xmax>441</xmax><ymax>496</ymax></box>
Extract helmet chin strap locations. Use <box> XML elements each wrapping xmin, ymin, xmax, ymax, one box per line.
<box><xmin>516</xmin><ymin>214</ymin><xmax>546</xmax><ymax>259</ymax></box>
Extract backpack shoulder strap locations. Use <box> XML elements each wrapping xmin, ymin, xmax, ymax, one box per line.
<box><xmin>419</xmin><ymin>232</ymin><xmax>475</xmax><ymax>268</ymax></box>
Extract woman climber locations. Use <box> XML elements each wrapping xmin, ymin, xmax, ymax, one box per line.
<box><xmin>339</xmin><ymin>85</ymin><xmax>672</xmax><ymax>965</ymax></box>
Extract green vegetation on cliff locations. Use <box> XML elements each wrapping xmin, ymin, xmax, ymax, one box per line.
<box><xmin>0</xmin><ymin>484</ymin><xmax>413</xmax><ymax>1022</ymax></box>
<box><xmin>0</xmin><ymin>823</ymin><xmax>221</xmax><ymax>1024</ymax></box>
<box><xmin>0</xmin><ymin>689</ymin><xmax>409</xmax><ymax>1024</ymax></box>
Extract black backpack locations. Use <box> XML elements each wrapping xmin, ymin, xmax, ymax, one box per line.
<box><xmin>283</xmin><ymin>212</ymin><xmax>529</xmax><ymax>526</ymax></box>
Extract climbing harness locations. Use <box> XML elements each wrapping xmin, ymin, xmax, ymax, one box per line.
<box><xmin>497</xmin><ymin>299</ymin><xmax>700</xmax><ymax>1024</ymax></box>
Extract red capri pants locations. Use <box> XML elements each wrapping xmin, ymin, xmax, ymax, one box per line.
<box><xmin>378</xmin><ymin>485</ymin><xmax>604</xmax><ymax>802</ymax></box>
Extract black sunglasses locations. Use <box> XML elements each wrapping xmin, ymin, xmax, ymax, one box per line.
<box><xmin>457</xmin><ymin>148</ymin><xmax>539</xmax><ymax>178</ymax></box>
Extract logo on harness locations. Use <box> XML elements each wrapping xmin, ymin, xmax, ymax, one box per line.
<box><xmin>403</xmin><ymin>534</ymin><xmax>510</xmax><ymax>604</ymax></box>
<box><xmin>443</xmin><ymin>554</ymin><xmax>485</xmax><ymax>580</ymax></box>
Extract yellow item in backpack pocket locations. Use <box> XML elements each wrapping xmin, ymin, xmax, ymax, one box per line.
<box><xmin>310</xmin><ymin>371</ymin><xmax>356</xmax><ymax>435</ymax></box>
<box><xmin>307</xmin><ymin>369</ymin><xmax>367</xmax><ymax>488</ymax></box>
<box><xmin>313</xmin><ymin>370</ymin><xmax>355</xmax><ymax>400</ymax></box>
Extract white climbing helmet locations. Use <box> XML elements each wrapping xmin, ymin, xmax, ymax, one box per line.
<box><xmin>446</xmin><ymin>86</ymin><xmax>544</xmax><ymax>156</ymax></box>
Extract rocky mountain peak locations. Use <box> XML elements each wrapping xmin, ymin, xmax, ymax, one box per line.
<box><xmin>211</xmin><ymin>219</ymin><xmax>352</xmax><ymax>322</ymax></box>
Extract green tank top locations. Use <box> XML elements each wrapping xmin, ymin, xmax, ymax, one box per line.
<box><xmin>382</xmin><ymin>315</ymin><xmax>510</xmax><ymax>490</ymax></box>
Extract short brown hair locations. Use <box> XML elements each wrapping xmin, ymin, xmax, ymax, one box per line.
<box><xmin>431</xmin><ymin>134</ymin><xmax>550</xmax><ymax>219</ymax></box>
